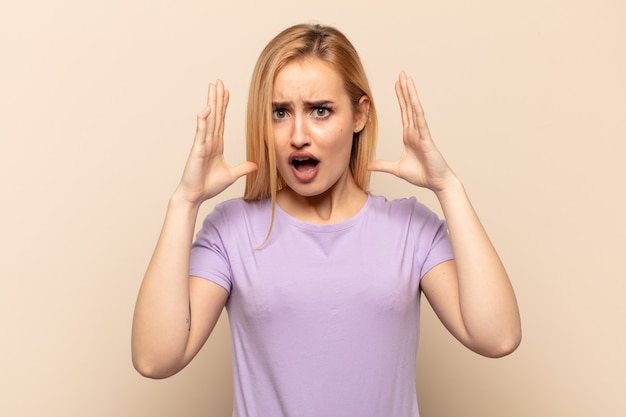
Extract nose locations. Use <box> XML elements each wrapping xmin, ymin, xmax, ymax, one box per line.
<box><xmin>290</xmin><ymin>117</ymin><xmax>310</xmax><ymax>149</ymax></box>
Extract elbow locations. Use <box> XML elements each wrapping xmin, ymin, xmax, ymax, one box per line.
<box><xmin>133</xmin><ymin>362</ymin><xmax>166</xmax><ymax>380</ymax></box>
<box><xmin>477</xmin><ymin>328</ymin><xmax>522</xmax><ymax>358</ymax></box>
<box><xmin>132</xmin><ymin>350</ymin><xmax>181</xmax><ymax>379</ymax></box>
<box><xmin>133</xmin><ymin>357</ymin><xmax>169</xmax><ymax>379</ymax></box>
<box><xmin>483</xmin><ymin>336</ymin><xmax>521</xmax><ymax>358</ymax></box>
<box><xmin>131</xmin><ymin>334</ymin><xmax>186</xmax><ymax>379</ymax></box>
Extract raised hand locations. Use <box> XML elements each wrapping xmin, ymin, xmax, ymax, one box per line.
<box><xmin>176</xmin><ymin>80</ymin><xmax>257</xmax><ymax>205</ymax></box>
<box><xmin>368</xmin><ymin>72</ymin><xmax>456</xmax><ymax>193</ymax></box>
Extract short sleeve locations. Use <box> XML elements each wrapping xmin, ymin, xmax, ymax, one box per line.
<box><xmin>409</xmin><ymin>200</ymin><xmax>454</xmax><ymax>278</ymax></box>
<box><xmin>189</xmin><ymin>205</ymin><xmax>233</xmax><ymax>293</ymax></box>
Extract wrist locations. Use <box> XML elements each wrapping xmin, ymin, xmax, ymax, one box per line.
<box><xmin>433</xmin><ymin>174</ymin><xmax>465</xmax><ymax>201</ymax></box>
<box><xmin>169</xmin><ymin>188</ymin><xmax>203</xmax><ymax>213</ymax></box>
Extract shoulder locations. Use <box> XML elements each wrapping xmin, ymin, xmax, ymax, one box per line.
<box><xmin>198</xmin><ymin>197</ymin><xmax>270</xmax><ymax>232</ymax></box>
<box><xmin>368</xmin><ymin>193</ymin><xmax>447</xmax><ymax>239</ymax></box>
<box><xmin>209</xmin><ymin>197</ymin><xmax>271</xmax><ymax>220</ymax></box>
<box><xmin>199</xmin><ymin>197</ymin><xmax>272</xmax><ymax>240</ymax></box>
<box><xmin>368</xmin><ymin>193</ymin><xmax>438</xmax><ymax>220</ymax></box>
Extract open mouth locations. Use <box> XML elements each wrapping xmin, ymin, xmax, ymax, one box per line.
<box><xmin>291</xmin><ymin>156</ymin><xmax>319</xmax><ymax>172</ymax></box>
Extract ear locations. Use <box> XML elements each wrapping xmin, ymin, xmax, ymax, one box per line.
<box><xmin>353</xmin><ymin>95</ymin><xmax>370</xmax><ymax>133</ymax></box>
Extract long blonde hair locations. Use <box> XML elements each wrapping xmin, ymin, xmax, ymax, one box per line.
<box><xmin>243</xmin><ymin>24</ymin><xmax>378</xmax><ymax>202</ymax></box>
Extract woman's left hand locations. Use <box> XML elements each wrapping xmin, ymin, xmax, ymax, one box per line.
<box><xmin>368</xmin><ymin>72</ymin><xmax>456</xmax><ymax>193</ymax></box>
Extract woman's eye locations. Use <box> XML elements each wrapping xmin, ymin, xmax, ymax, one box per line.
<box><xmin>313</xmin><ymin>107</ymin><xmax>331</xmax><ymax>118</ymax></box>
<box><xmin>272</xmin><ymin>108</ymin><xmax>288</xmax><ymax>120</ymax></box>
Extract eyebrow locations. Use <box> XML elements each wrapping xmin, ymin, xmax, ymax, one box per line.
<box><xmin>272</xmin><ymin>100</ymin><xmax>335</xmax><ymax>108</ymax></box>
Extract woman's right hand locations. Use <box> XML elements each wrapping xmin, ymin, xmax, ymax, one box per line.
<box><xmin>175</xmin><ymin>80</ymin><xmax>257</xmax><ymax>206</ymax></box>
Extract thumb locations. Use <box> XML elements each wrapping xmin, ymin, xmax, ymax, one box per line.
<box><xmin>367</xmin><ymin>159</ymin><xmax>398</xmax><ymax>175</ymax></box>
<box><xmin>231</xmin><ymin>161</ymin><xmax>258</xmax><ymax>180</ymax></box>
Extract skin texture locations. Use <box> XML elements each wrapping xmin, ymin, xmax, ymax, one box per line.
<box><xmin>131</xmin><ymin>62</ymin><xmax>521</xmax><ymax>379</ymax></box>
<box><xmin>370</xmin><ymin>72</ymin><xmax>521</xmax><ymax>356</ymax></box>
<box><xmin>131</xmin><ymin>81</ymin><xmax>250</xmax><ymax>378</ymax></box>
<box><xmin>271</xmin><ymin>58</ymin><xmax>370</xmax><ymax>223</ymax></box>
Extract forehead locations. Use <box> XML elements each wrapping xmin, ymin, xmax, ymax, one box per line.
<box><xmin>272</xmin><ymin>58</ymin><xmax>348</xmax><ymax>101</ymax></box>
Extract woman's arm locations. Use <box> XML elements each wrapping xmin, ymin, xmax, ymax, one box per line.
<box><xmin>369</xmin><ymin>72</ymin><xmax>521</xmax><ymax>357</ymax></box>
<box><xmin>131</xmin><ymin>81</ymin><xmax>257</xmax><ymax>378</ymax></box>
<box><xmin>131</xmin><ymin>196</ymin><xmax>229</xmax><ymax>378</ymax></box>
<box><xmin>422</xmin><ymin>179</ymin><xmax>521</xmax><ymax>357</ymax></box>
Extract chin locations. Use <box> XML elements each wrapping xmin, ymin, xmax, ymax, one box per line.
<box><xmin>283</xmin><ymin>181</ymin><xmax>331</xmax><ymax>198</ymax></box>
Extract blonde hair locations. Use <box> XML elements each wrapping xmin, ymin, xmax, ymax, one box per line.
<box><xmin>243</xmin><ymin>23</ymin><xmax>378</xmax><ymax>203</ymax></box>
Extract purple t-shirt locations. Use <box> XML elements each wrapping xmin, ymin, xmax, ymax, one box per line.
<box><xmin>190</xmin><ymin>194</ymin><xmax>454</xmax><ymax>417</ymax></box>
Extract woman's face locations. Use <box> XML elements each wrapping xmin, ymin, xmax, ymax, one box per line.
<box><xmin>271</xmin><ymin>58</ymin><xmax>368</xmax><ymax>198</ymax></box>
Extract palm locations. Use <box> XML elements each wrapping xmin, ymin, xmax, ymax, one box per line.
<box><xmin>178</xmin><ymin>81</ymin><xmax>257</xmax><ymax>204</ymax></box>
<box><xmin>369</xmin><ymin>72</ymin><xmax>454</xmax><ymax>193</ymax></box>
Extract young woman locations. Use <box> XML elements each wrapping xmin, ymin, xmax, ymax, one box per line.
<box><xmin>132</xmin><ymin>23</ymin><xmax>521</xmax><ymax>416</ymax></box>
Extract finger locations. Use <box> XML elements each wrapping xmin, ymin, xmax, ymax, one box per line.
<box><xmin>407</xmin><ymin>76</ymin><xmax>432</xmax><ymax>142</ymax></box>
<box><xmin>194</xmin><ymin>104</ymin><xmax>211</xmax><ymax>145</ymax></box>
<box><xmin>230</xmin><ymin>161</ymin><xmax>258</xmax><ymax>180</ymax></box>
<box><xmin>400</xmin><ymin>72</ymin><xmax>418</xmax><ymax>129</ymax></box>
<box><xmin>395</xmin><ymin>73</ymin><xmax>409</xmax><ymax>128</ymax></box>
<box><xmin>205</xmin><ymin>82</ymin><xmax>213</xmax><ymax>106</ymax></box>
<box><xmin>397</xmin><ymin>72</ymin><xmax>419</xmax><ymax>130</ymax></box>
<box><xmin>205</xmin><ymin>83</ymin><xmax>217</xmax><ymax>141</ymax></box>
<box><xmin>214</xmin><ymin>80</ymin><xmax>225</xmax><ymax>138</ymax></box>
<box><xmin>367</xmin><ymin>159</ymin><xmax>399</xmax><ymax>175</ymax></box>
<box><xmin>218</xmin><ymin>87</ymin><xmax>230</xmax><ymax>141</ymax></box>
<box><xmin>210</xmin><ymin>80</ymin><xmax>227</xmax><ymax>155</ymax></box>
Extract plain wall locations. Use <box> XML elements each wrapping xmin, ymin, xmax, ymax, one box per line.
<box><xmin>1</xmin><ymin>0</ymin><xmax>624</xmax><ymax>416</ymax></box>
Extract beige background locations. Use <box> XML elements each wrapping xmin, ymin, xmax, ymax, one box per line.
<box><xmin>1</xmin><ymin>0</ymin><xmax>624</xmax><ymax>416</ymax></box>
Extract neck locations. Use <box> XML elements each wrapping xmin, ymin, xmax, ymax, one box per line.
<box><xmin>277</xmin><ymin>177</ymin><xmax>367</xmax><ymax>224</ymax></box>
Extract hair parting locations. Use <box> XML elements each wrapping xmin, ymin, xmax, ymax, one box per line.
<box><xmin>244</xmin><ymin>23</ymin><xmax>378</xmax><ymax>246</ymax></box>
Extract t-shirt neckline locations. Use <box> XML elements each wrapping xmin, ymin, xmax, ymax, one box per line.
<box><xmin>274</xmin><ymin>193</ymin><xmax>374</xmax><ymax>232</ymax></box>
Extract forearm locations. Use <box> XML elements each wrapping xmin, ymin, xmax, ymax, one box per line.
<box><xmin>435</xmin><ymin>177</ymin><xmax>521</xmax><ymax>355</ymax></box>
<box><xmin>131</xmin><ymin>193</ymin><xmax>201</xmax><ymax>377</ymax></box>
